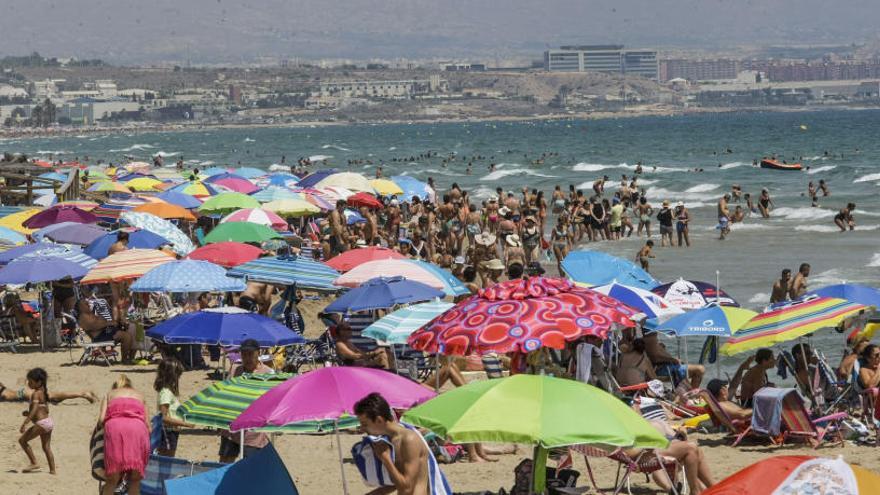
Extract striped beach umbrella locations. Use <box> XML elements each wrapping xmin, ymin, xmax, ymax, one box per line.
<box><xmin>362</xmin><ymin>300</ymin><xmax>454</xmax><ymax>344</ymax></box>
<box><xmin>227</xmin><ymin>255</ymin><xmax>340</xmax><ymax>292</ymax></box>
<box><xmin>20</xmin><ymin>245</ymin><xmax>98</xmax><ymax>269</ymax></box>
<box><xmin>178</xmin><ymin>373</ymin><xmax>358</xmax><ymax>432</ymax></box>
<box><xmin>221</xmin><ymin>208</ymin><xmax>288</xmax><ymax>231</ymax></box>
<box><xmin>168</xmin><ymin>181</ymin><xmax>219</xmax><ymax>198</ymax></box>
<box><xmin>80</xmin><ymin>248</ymin><xmax>176</xmax><ymax>284</ymax></box>
<box><xmin>721</xmin><ymin>297</ymin><xmax>872</xmax><ymax>356</ymax></box>
<box><xmin>93</xmin><ymin>195</ymin><xmax>150</xmax><ymax>223</ymax></box>
<box><xmin>202</xmin><ymin>222</ymin><xmax>282</xmax><ymax>245</ymax></box>
<box><xmin>132</xmin><ymin>202</ymin><xmax>196</xmax><ymax>221</ymax></box>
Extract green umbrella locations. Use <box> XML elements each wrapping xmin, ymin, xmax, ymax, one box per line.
<box><xmin>203</xmin><ymin>221</ymin><xmax>282</xmax><ymax>245</ymax></box>
<box><xmin>178</xmin><ymin>373</ymin><xmax>358</xmax><ymax>433</ymax></box>
<box><xmin>402</xmin><ymin>374</ymin><xmax>668</xmax><ymax>492</ymax></box>
<box><xmin>198</xmin><ymin>192</ymin><xmax>261</xmax><ymax>214</ymax></box>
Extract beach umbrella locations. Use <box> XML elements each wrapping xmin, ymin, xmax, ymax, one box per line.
<box><xmin>325</xmin><ymin>246</ymin><xmax>405</xmax><ymax>272</ymax></box>
<box><xmin>0</xmin><ymin>242</ymin><xmax>61</xmax><ymax>264</ymax></box>
<box><xmin>168</xmin><ymin>180</ymin><xmax>219</xmax><ymax>198</ymax></box>
<box><xmin>408</xmin><ymin>277</ymin><xmax>637</xmax><ymax>355</ymax></box>
<box><xmin>18</xmin><ymin>245</ymin><xmax>98</xmax><ymax>269</ymax></box>
<box><xmin>703</xmin><ymin>455</ymin><xmax>880</xmax><ymax>495</ymax></box>
<box><xmin>317</xmin><ymin>186</ymin><xmax>355</xmax><ymax>202</ymax></box>
<box><xmin>38</xmin><ymin>171</ymin><xmax>68</xmax><ymax>182</ymax></box>
<box><xmin>34</xmin><ymin>222</ymin><xmax>108</xmax><ymax>245</ymax></box>
<box><xmin>80</xmin><ymin>248</ymin><xmax>176</xmax><ymax>285</ymax></box>
<box><xmin>124</xmin><ymin>161</ymin><xmax>153</xmax><ymax>173</ymax></box>
<box><xmin>203</xmin><ymin>221</ymin><xmax>282</xmax><ymax>245</ymax></box>
<box><xmin>291</xmin><ymin>188</ymin><xmax>334</xmax><ymax>211</ymax></box>
<box><xmin>592</xmin><ymin>282</ymin><xmax>685</xmax><ymax>323</ymax></box>
<box><xmin>0</xmin><ymin>255</ymin><xmax>89</xmax><ymax>284</ymax></box>
<box><xmin>561</xmin><ymin>250</ymin><xmax>659</xmax><ymax>291</ymax></box>
<box><xmin>257</xmin><ymin>173</ymin><xmax>300</xmax><ymax>188</ymax></box>
<box><xmin>296</xmin><ymin>169</ymin><xmax>339</xmax><ymax>188</ymax></box>
<box><xmin>346</xmin><ymin>191</ymin><xmax>383</xmax><ymax>209</ymax></box>
<box><xmin>221</xmin><ymin>208</ymin><xmax>288</xmax><ymax>231</ymax></box>
<box><xmin>651</xmin><ymin>278</ymin><xmax>739</xmax><ymax>309</ymax></box>
<box><xmin>207</xmin><ymin>175</ymin><xmax>260</xmax><ymax>195</ymax></box>
<box><xmin>201</xmin><ymin>167</ymin><xmax>231</xmax><ymax>177</ymax></box>
<box><xmin>251</xmin><ymin>186</ymin><xmax>302</xmax><ymax>203</ymax></box>
<box><xmin>147</xmin><ymin>307</ymin><xmax>304</xmax><ymax>346</ymax></box>
<box><xmin>83</xmin><ymin>229</ymin><xmax>171</xmax><ymax>259</ymax></box>
<box><xmin>203</xmin><ymin>172</ymin><xmax>250</xmax><ymax>184</ymax></box>
<box><xmin>156</xmin><ymin>190</ymin><xmax>202</xmax><ymax>209</ymax></box>
<box><xmin>390</xmin><ymin>175</ymin><xmax>432</xmax><ymax>201</ymax></box>
<box><xmin>132</xmin><ymin>202</ymin><xmax>196</xmax><ymax>221</ymax></box>
<box><xmin>198</xmin><ymin>192</ymin><xmax>261</xmax><ymax>214</ymax></box>
<box><xmin>402</xmin><ymin>374</ymin><xmax>668</xmax><ymax>493</ymax></box>
<box><xmin>231</xmin><ymin>366</ymin><xmax>434</xmax><ymax>494</ymax></box>
<box><xmin>369</xmin><ymin>178</ymin><xmax>404</xmax><ymax>196</ymax></box>
<box><xmin>324</xmin><ymin>276</ymin><xmax>444</xmax><ymax>314</ymax></box>
<box><xmin>131</xmin><ymin>259</ymin><xmax>246</xmax><ymax>293</ymax></box>
<box><xmin>0</xmin><ymin>226</ymin><xmax>27</xmax><ymax>245</ymax></box>
<box><xmin>721</xmin><ymin>297</ymin><xmax>871</xmax><ymax>356</ymax></box>
<box><xmin>362</xmin><ymin>300</ymin><xmax>455</xmax><ymax>344</ymax></box>
<box><xmin>92</xmin><ymin>195</ymin><xmax>150</xmax><ymax>223</ymax></box>
<box><xmin>314</xmin><ymin>172</ymin><xmax>374</xmax><ymax>193</ymax></box>
<box><xmin>56</xmin><ymin>200</ymin><xmax>99</xmax><ymax>211</ymax></box>
<box><xmin>88</xmin><ymin>181</ymin><xmax>132</xmax><ymax>194</ymax></box>
<box><xmin>342</xmin><ymin>209</ymin><xmax>365</xmax><ymax>225</ymax></box>
<box><xmin>807</xmin><ymin>283</ymin><xmax>880</xmax><ymax>308</ymax></box>
<box><xmin>178</xmin><ymin>373</ymin><xmax>358</xmax><ymax>432</ymax></box>
<box><xmin>227</xmin><ymin>255</ymin><xmax>340</xmax><ymax>292</ymax></box>
<box><xmin>22</xmin><ymin>205</ymin><xmax>98</xmax><ymax>229</ymax></box>
<box><xmin>33</xmin><ymin>193</ymin><xmax>57</xmax><ymax>208</ymax></box>
<box><xmin>233</xmin><ymin>167</ymin><xmax>267</xmax><ymax>179</ymax></box>
<box><xmin>0</xmin><ymin>208</ymin><xmax>41</xmax><ymax>234</ymax></box>
<box><xmin>262</xmin><ymin>198</ymin><xmax>321</xmax><ymax>217</ymax></box>
<box><xmin>125</xmin><ymin>177</ymin><xmax>163</xmax><ymax>192</ymax></box>
<box><xmin>335</xmin><ymin>259</ymin><xmax>470</xmax><ymax>297</ymax></box>
<box><xmin>120</xmin><ymin>211</ymin><xmax>195</xmax><ymax>256</ymax></box>
<box><xmin>186</xmin><ymin>242</ymin><xmax>263</xmax><ymax>268</ymax></box>
<box><xmin>85</xmin><ymin>167</ymin><xmax>110</xmax><ymax>179</ymax></box>
<box><xmin>651</xmin><ymin>305</ymin><xmax>758</xmax><ymax>336</ymax></box>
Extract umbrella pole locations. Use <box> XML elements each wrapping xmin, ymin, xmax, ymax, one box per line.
<box><xmin>715</xmin><ymin>270</ymin><xmax>722</xmax><ymax>378</ymax></box>
<box><xmin>798</xmin><ymin>336</ymin><xmax>815</xmax><ymax>404</ymax></box>
<box><xmin>531</xmin><ymin>445</ymin><xmax>548</xmax><ymax>494</ymax></box>
<box><xmin>238</xmin><ymin>429</ymin><xmax>245</xmax><ymax>461</ymax></box>
<box><xmin>39</xmin><ymin>289</ymin><xmax>45</xmax><ymax>352</ymax></box>
<box><xmin>683</xmin><ymin>337</ymin><xmax>689</xmax><ymax>387</ymax></box>
<box><xmin>334</xmin><ymin>419</ymin><xmax>350</xmax><ymax>495</ymax></box>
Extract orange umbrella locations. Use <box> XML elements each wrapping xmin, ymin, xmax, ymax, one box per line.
<box><xmin>132</xmin><ymin>202</ymin><xmax>197</xmax><ymax>221</ymax></box>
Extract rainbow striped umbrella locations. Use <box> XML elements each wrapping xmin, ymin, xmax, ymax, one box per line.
<box><xmin>168</xmin><ymin>181</ymin><xmax>219</xmax><ymax>198</ymax></box>
<box><xmin>80</xmin><ymin>248</ymin><xmax>176</xmax><ymax>284</ymax></box>
<box><xmin>721</xmin><ymin>297</ymin><xmax>872</xmax><ymax>356</ymax></box>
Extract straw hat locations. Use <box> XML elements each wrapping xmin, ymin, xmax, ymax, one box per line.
<box><xmin>475</xmin><ymin>232</ymin><xmax>497</xmax><ymax>246</ymax></box>
<box><xmin>482</xmin><ymin>258</ymin><xmax>505</xmax><ymax>270</ymax></box>
<box><xmin>498</xmin><ymin>206</ymin><xmax>511</xmax><ymax>216</ymax></box>
<box><xmin>506</xmin><ymin>234</ymin><xmax>522</xmax><ymax>247</ymax></box>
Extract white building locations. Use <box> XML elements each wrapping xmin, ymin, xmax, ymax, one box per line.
<box><xmin>544</xmin><ymin>45</ymin><xmax>659</xmax><ymax>80</ymax></box>
<box><xmin>317</xmin><ymin>77</ymin><xmax>447</xmax><ymax>99</ymax></box>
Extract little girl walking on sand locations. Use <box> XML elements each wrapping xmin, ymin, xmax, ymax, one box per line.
<box><xmin>19</xmin><ymin>368</ymin><xmax>56</xmax><ymax>474</ymax></box>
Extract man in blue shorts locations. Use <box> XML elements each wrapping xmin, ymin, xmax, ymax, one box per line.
<box><xmin>643</xmin><ymin>331</ymin><xmax>704</xmax><ymax>390</ymax></box>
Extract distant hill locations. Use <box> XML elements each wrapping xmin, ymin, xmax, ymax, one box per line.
<box><xmin>1</xmin><ymin>0</ymin><xmax>877</xmax><ymax>64</ymax></box>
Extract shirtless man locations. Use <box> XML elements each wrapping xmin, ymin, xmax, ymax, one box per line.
<box><xmin>644</xmin><ymin>331</ymin><xmax>705</xmax><ymax>390</ymax></box>
<box><xmin>834</xmin><ymin>202</ymin><xmax>856</xmax><ymax>232</ymax></box>
<box><xmin>770</xmin><ymin>269</ymin><xmax>792</xmax><ymax>304</ymax></box>
<box><xmin>361</xmin><ymin>206</ymin><xmax>378</xmax><ymax>245</ymax></box>
<box><xmin>592</xmin><ymin>175</ymin><xmax>608</xmax><ymax>197</ymax></box>
<box><xmin>789</xmin><ymin>263</ymin><xmax>810</xmax><ymax>300</ymax></box>
<box><xmin>239</xmin><ymin>280</ymin><xmax>274</xmax><ymax>315</ymax></box>
<box><xmin>108</xmin><ymin>231</ymin><xmax>129</xmax><ymax>256</ymax></box>
<box><xmin>717</xmin><ymin>193</ymin><xmax>731</xmax><ymax>240</ymax></box>
<box><xmin>329</xmin><ymin>200</ymin><xmax>348</xmax><ymax>255</ymax></box>
<box><xmin>355</xmin><ymin>393</ymin><xmax>430</xmax><ymax>495</ymax></box>
<box><xmin>737</xmin><ymin>348</ymin><xmax>776</xmax><ymax>407</ymax></box>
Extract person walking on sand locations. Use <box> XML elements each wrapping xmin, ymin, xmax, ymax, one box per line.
<box><xmin>18</xmin><ymin>368</ymin><xmax>55</xmax><ymax>474</ymax></box>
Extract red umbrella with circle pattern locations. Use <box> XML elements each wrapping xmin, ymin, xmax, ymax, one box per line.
<box><xmin>407</xmin><ymin>277</ymin><xmax>638</xmax><ymax>355</ymax></box>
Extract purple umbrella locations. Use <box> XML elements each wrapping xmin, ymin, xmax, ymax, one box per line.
<box><xmin>0</xmin><ymin>255</ymin><xmax>88</xmax><ymax>284</ymax></box>
<box><xmin>296</xmin><ymin>169</ymin><xmax>338</xmax><ymax>188</ymax></box>
<box><xmin>34</xmin><ymin>222</ymin><xmax>107</xmax><ymax>245</ymax></box>
<box><xmin>0</xmin><ymin>242</ymin><xmax>56</xmax><ymax>265</ymax></box>
<box><xmin>22</xmin><ymin>205</ymin><xmax>99</xmax><ymax>229</ymax></box>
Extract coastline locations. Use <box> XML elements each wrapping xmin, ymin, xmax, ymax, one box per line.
<box><xmin>3</xmin><ymin>103</ymin><xmax>878</xmax><ymax>143</ymax></box>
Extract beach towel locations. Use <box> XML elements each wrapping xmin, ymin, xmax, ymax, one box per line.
<box><xmin>751</xmin><ymin>387</ymin><xmax>789</xmax><ymax>436</ymax></box>
<box><xmin>89</xmin><ymin>424</ymin><xmax>107</xmax><ymax>481</ymax></box>
<box><xmin>351</xmin><ymin>423</ymin><xmax>452</xmax><ymax>495</ymax></box>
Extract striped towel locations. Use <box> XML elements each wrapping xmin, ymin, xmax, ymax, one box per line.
<box><xmin>351</xmin><ymin>423</ymin><xmax>452</xmax><ymax>495</ymax></box>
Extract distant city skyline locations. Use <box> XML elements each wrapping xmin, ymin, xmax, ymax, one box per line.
<box><xmin>1</xmin><ymin>0</ymin><xmax>878</xmax><ymax>64</ymax></box>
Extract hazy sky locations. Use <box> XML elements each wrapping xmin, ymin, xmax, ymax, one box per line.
<box><xmin>1</xmin><ymin>0</ymin><xmax>877</xmax><ymax>64</ymax></box>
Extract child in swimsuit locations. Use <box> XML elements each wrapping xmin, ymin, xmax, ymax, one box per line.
<box><xmin>19</xmin><ymin>368</ymin><xmax>56</xmax><ymax>474</ymax></box>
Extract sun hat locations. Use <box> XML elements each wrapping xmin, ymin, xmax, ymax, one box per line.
<box><xmin>506</xmin><ymin>234</ymin><xmax>522</xmax><ymax>247</ymax></box>
<box><xmin>498</xmin><ymin>206</ymin><xmax>511</xmax><ymax>216</ymax></box>
<box><xmin>483</xmin><ymin>258</ymin><xmax>505</xmax><ymax>270</ymax></box>
<box><xmin>475</xmin><ymin>232</ymin><xmax>496</xmax><ymax>246</ymax></box>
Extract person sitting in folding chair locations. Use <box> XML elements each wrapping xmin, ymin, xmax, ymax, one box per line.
<box><xmin>644</xmin><ymin>331</ymin><xmax>704</xmax><ymax>390</ymax></box>
<box><xmin>706</xmin><ymin>378</ymin><xmax>752</xmax><ymax>422</ymax></box>
<box><xmin>76</xmin><ymin>288</ymin><xmax>135</xmax><ymax>364</ymax></box>
<box><xmin>334</xmin><ymin>323</ymin><xmax>390</xmax><ymax>369</ymax></box>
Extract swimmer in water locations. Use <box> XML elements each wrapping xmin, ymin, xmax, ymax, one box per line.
<box><xmin>834</xmin><ymin>203</ymin><xmax>856</xmax><ymax>232</ymax></box>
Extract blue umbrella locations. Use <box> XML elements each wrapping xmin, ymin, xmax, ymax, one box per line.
<box><xmin>324</xmin><ymin>276</ymin><xmax>445</xmax><ymax>313</ymax></box>
<box><xmin>34</xmin><ymin>222</ymin><xmax>107</xmax><ymax>245</ymax></box>
<box><xmin>157</xmin><ymin>190</ymin><xmax>202</xmax><ymax>209</ymax></box>
<box><xmin>131</xmin><ymin>259</ymin><xmax>246</xmax><ymax>293</ymax></box>
<box><xmin>38</xmin><ymin>172</ymin><xmax>68</xmax><ymax>182</ymax></box>
<box><xmin>250</xmin><ymin>186</ymin><xmax>301</xmax><ymax>203</ymax></box>
<box><xmin>146</xmin><ymin>307</ymin><xmax>305</xmax><ymax>346</ymax></box>
<box><xmin>83</xmin><ymin>229</ymin><xmax>170</xmax><ymax>260</ymax></box>
<box><xmin>807</xmin><ymin>283</ymin><xmax>880</xmax><ymax>308</ymax></box>
<box><xmin>0</xmin><ymin>226</ymin><xmax>27</xmax><ymax>245</ymax></box>
<box><xmin>390</xmin><ymin>175</ymin><xmax>432</xmax><ymax>201</ymax></box>
<box><xmin>204</xmin><ymin>172</ymin><xmax>252</xmax><ymax>184</ymax></box>
<box><xmin>0</xmin><ymin>242</ymin><xmax>57</xmax><ymax>264</ymax></box>
<box><xmin>0</xmin><ymin>255</ymin><xmax>88</xmax><ymax>284</ymax></box>
<box><xmin>227</xmin><ymin>255</ymin><xmax>340</xmax><ymax>292</ymax></box>
<box><xmin>234</xmin><ymin>167</ymin><xmax>267</xmax><ymax>179</ymax></box>
<box><xmin>296</xmin><ymin>169</ymin><xmax>338</xmax><ymax>188</ymax></box>
<box><xmin>266</xmin><ymin>173</ymin><xmax>300</xmax><ymax>187</ymax></box>
<box><xmin>649</xmin><ymin>305</ymin><xmax>757</xmax><ymax>336</ymax></box>
<box><xmin>19</xmin><ymin>245</ymin><xmax>98</xmax><ymax>269</ymax></box>
<box><xmin>343</xmin><ymin>209</ymin><xmax>366</xmax><ymax>225</ymax></box>
<box><xmin>592</xmin><ymin>282</ymin><xmax>684</xmax><ymax>323</ymax></box>
<box><xmin>561</xmin><ymin>250</ymin><xmax>659</xmax><ymax>291</ymax></box>
<box><xmin>201</xmin><ymin>167</ymin><xmax>231</xmax><ymax>177</ymax></box>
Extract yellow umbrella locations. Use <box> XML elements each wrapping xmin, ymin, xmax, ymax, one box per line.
<box><xmin>0</xmin><ymin>208</ymin><xmax>42</xmax><ymax>234</ymax></box>
<box><xmin>369</xmin><ymin>179</ymin><xmax>404</xmax><ymax>196</ymax></box>
<box><xmin>80</xmin><ymin>248</ymin><xmax>176</xmax><ymax>284</ymax></box>
<box><xmin>125</xmin><ymin>177</ymin><xmax>163</xmax><ymax>192</ymax></box>
<box><xmin>90</xmin><ymin>181</ymin><xmax>132</xmax><ymax>194</ymax></box>
<box><xmin>263</xmin><ymin>199</ymin><xmax>321</xmax><ymax>217</ymax></box>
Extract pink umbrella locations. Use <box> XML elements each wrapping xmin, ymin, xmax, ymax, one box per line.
<box><xmin>335</xmin><ymin>259</ymin><xmax>442</xmax><ymax>289</ymax></box>
<box><xmin>22</xmin><ymin>205</ymin><xmax>100</xmax><ymax>228</ymax></box>
<box><xmin>211</xmin><ymin>177</ymin><xmax>259</xmax><ymax>194</ymax></box>
<box><xmin>220</xmin><ymin>208</ymin><xmax>288</xmax><ymax>231</ymax></box>
<box><xmin>230</xmin><ymin>367</ymin><xmax>434</xmax><ymax>494</ymax></box>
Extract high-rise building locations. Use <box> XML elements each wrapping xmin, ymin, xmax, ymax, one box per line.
<box><xmin>544</xmin><ymin>45</ymin><xmax>658</xmax><ymax>80</ymax></box>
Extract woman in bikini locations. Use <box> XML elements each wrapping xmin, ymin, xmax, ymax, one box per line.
<box><xmin>550</xmin><ymin>217</ymin><xmax>572</xmax><ymax>276</ymax></box>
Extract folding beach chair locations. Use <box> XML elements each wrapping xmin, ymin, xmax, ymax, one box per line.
<box><xmin>777</xmin><ymin>389</ymin><xmax>847</xmax><ymax>448</ymax></box>
<box><xmin>77</xmin><ymin>329</ymin><xmax>120</xmax><ymax>366</ymax></box>
<box><xmin>699</xmin><ymin>390</ymin><xmax>757</xmax><ymax>446</ymax></box>
<box><xmin>570</xmin><ymin>444</ymin><xmax>685</xmax><ymax>495</ymax></box>
<box><xmin>0</xmin><ymin>314</ymin><xmax>20</xmax><ymax>352</ymax></box>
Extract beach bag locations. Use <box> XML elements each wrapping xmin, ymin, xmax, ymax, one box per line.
<box><xmin>89</xmin><ymin>424</ymin><xmax>107</xmax><ymax>482</ymax></box>
<box><xmin>510</xmin><ymin>459</ymin><xmax>579</xmax><ymax>495</ymax></box>
<box><xmin>840</xmin><ymin>417</ymin><xmax>871</xmax><ymax>441</ymax></box>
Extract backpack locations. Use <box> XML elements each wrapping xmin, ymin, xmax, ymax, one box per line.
<box><xmin>510</xmin><ymin>458</ymin><xmax>580</xmax><ymax>495</ymax></box>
